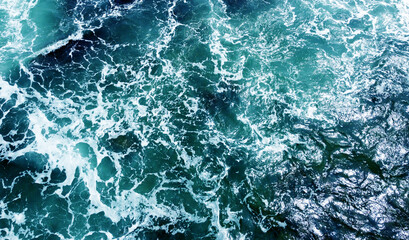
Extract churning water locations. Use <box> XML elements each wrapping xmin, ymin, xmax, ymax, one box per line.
<box><xmin>1</xmin><ymin>0</ymin><xmax>409</xmax><ymax>239</ymax></box>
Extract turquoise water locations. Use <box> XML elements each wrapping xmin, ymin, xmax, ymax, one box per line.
<box><xmin>1</xmin><ymin>0</ymin><xmax>409</xmax><ymax>239</ymax></box>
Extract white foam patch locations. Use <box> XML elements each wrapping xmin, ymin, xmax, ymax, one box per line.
<box><xmin>13</xmin><ymin>213</ymin><xmax>26</xmax><ymax>225</ymax></box>
<box><xmin>0</xmin><ymin>0</ymin><xmax>38</xmax><ymax>58</ymax></box>
<box><xmin>26</xmin><ymin>109</ymin><xmax>86</xmax><ymax>184</ymax></box>
<box><xmin>206</xmin><ymin>200</ymin><xmax>232</xmax><ymax>240</ymax></box>
<box><xmin>0</xmin><ymin>77</ymin><xmax>25</xmax><ymax>105</ymax></box>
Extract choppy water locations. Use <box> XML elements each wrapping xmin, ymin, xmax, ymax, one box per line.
<box><xmin>1</xmin><ymin>0</ymin><xmax>409</xmax><ymax>239</ymax></box>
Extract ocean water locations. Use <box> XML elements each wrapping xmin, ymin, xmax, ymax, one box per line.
<box><xmin>0</xmin><ymin>0</ymin><xmax>409</xmax><ymax>239</ymax></box>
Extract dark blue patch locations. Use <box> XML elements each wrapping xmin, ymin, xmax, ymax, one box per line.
<box><xmin>102</xmin><ymin>132</ymin><xmax>141</xmax><ymax>153</ymax></box>
<box><xmin>0</xmin><ymin>107</ymin><xmax>31</xmax><ymax>145</ymax></box>
<box><xmin>12</xmin><ymin>152</ymin><xmax>48</xmax><ymax>173</ymax></box>
<box><xmin>37</xmin><ymin>30</ymin><xmax>98</xmax><ymax>65</ymax></box>
<box><xmin>222</xmin><ymin>0</ymin><xmax>275</xmax><ymax>15</ymax></box>
<box><xmin>113</xmin><ymin>0</ymin><xmax>135</xmax><ymax>4</ymax></box>
<box><xmin>50</xmin><ymin>168</ymin><xmax>67</xmax><ymax>184</ymax></box>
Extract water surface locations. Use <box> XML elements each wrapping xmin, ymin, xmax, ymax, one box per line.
<box><xmin>1</xmin><ymin>0</ymin><xmax>409</xmax><ymax>239</ymax></box>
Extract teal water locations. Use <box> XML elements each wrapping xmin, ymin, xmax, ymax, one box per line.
<box><xmin>1</xmin><ymin>0</ymin><xmax>409</xmax><ymax>239</ymax></box>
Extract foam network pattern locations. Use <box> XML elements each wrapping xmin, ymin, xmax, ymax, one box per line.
<box><xmin>0</xmin><ymin>0</ymin><xmax>409</xmax><ymax>239</ymax></box>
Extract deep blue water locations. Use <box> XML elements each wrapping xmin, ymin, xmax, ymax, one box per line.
<box><xmin>1</xmin><ymin>0</ymin><xmax>409</xmax><ymax>239</ymax></box>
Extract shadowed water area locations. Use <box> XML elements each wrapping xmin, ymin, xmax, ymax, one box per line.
<box><xmin>0</xmin><ymin>0</ymin><xmax>409</xmax><ymax>239</ymax></box>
